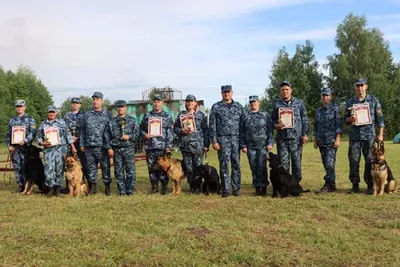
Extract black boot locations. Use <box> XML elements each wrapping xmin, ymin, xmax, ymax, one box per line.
<box><xmin>261</xmin><ymin>187</ymin><xmax>267</xmax><ymax>196</ymax></box>
<box><xmin>348</xmin><ymin>183</ymin><xmax>360</xmax><ymax>194</ymax></box>
<box><xmin>366</xmin><ymin>184</ymin><xmax>373</xmax><ymax>195</ymax></box>
<box><xmin>47</xmin><ymin>187</ymin><xmax>55</xmax><ymax>198</ymax></box>
<box><xmin>317</xmin><ymin>181</ymin><xmax>331</xmax><ymax>193</ymax></box>
<box><xmin>89</xmin><ymin>182</ymin><xmax>97</xmax><ymax>195</ymax></box>
<box><xmin>254</xmin><ymin>187</ymin><xmax>261</xmax><ymax>196</ymax></box>
<box><xmin>104</xmin><ymin>183</ymin><xmax>111</xmax><ymax>196</ymax></box>
<box><xmin>16</xmin><ymin>184</ymin><xmax>24</xmax><ymax>193</ymax></box>
<box><xmin>161</xmin><ymin>182</ymin><xmax>168</xmax><ymax>195</ymax></box>
<box><xmin>61</xmin><ymin>180</ymin><xmax>69</xmax><ymax>194</ymax></box>
<box><xmin>55</xmin><ymin>186</ymin><xmax>61</xmax><ymax>197</ymax></box>
<box><xmin>151</xmin><ymin>182</ymin><xmax>159</xmax><ymax>194</ymax></box>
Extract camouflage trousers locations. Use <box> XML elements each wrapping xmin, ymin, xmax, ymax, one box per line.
<box><xmin>277</xmin><ymin>139</ymin><xmax>303</xmax><ymax>181</ymax></box>
<box><xmin>113</xmin><ymin>146</ymin><xmax>136</xmax><ymax>194</ymax></box>
<box><xmin>181</xmin><ymin>151</ymin><xmax>203</xmax><ymax>184</ymax></box>
<box><xmin>44</xmin><ymin>145</ymin><xmax>67</xmax><ymax>187</ymax></box>
<box><xmin>145</xmin><ymin>149</ymin><xmax>168</xmax><ymax>185</ymax></box>
<box><xmin>348</xmin><ymin>139</ymin><xmax>374</xmax><ymax>186</ymax></box>
<box><xmin>85</xmin><ymin>146</ymin><xmax>111</xmax><ymax>184</ymax></box>
<box><xmin>246</xmin><ymin>147</ymin><xmax>268</xmax><ymax>188</ymax></box>
<box><xmin>217</xmin><ymin>136</ymin><xmax>241</xmax><ymax>193</ymax></box>
<box><xmin>318</xmin><ymin>145</ymin><xmax>337</xmax><ymax>182</ymax></box>
<box><xmin>11</xmin><ymin>147</ymin><xmax>26</xmax><ymax>186</ymax></box>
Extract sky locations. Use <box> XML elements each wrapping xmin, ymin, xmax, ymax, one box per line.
<box><xmin>1</xmin><ymin>0</ymin><xmax>400</xmax><ymax>108</ymax></box>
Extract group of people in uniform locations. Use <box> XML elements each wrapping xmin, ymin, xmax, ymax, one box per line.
<box><xmin>5</xmin><ymin>78</ymin><xmax>384</xmax><ymax>197</ymax></box>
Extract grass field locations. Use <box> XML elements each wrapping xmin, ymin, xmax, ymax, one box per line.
<box><xmin>0</xmin><ymin>142</ymin><xmax>399</xmax><ymax>267</ymax></box>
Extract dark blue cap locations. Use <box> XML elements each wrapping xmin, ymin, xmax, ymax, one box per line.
<box><xmin>321</xmin><ymin>88</ymin><xmax>332</xmax><ymax>95</ymax></box>
<box><xmin>249</xmin><ymin>95</ymin><xmax>259</xmax><ymax>102</ymax></box>
<box><xmin>280</xmin><ymin>81</ymin><xmax>292</xmax><ymax>87</ymax></box>
<box><xmin>47</xmin><ymin>105</ymin><xmax>57</xmax><ymax>112</ymax></box>
<box><xmin>185</xmin><ymin>94</ymin><xmax>196</xmax><ymax>101</ymax></box>
<box><xmin>92</xmin><ymin>91</ymin><xmax>104</xmax><ymax>99</ymax></box>
<box><xmin>71</xmin><ymin>97</ymin><xmax>81</xmax><ymax>104</ymax></box>
<box><xmin>221</xmin><ymin>85</ymin><xmax>232</xmax><ymax>92</ymax></box>
<box><xmin>153</xmin><ymin>95</ymin><xmax>162</xmax><ymax>101</ymax></box>
<box><xmin>355</xmin><ymin>78</ymin><xmax>367</xmax><ymax>85</ymax></box>
<box><xmin>115</xmin><ymin>100</ymin><xmax>127</xmax><ymax>107</ymax></box>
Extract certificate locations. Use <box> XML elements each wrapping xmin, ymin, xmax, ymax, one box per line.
<box><xmin>11</xmin><ymin>126</ymin><xmax>26</xmax><ymax>144</ymax></box>
<box><xmin>278</xmin><ymin>107</ymin><xmax>294</xmax><ymax>128</ymax></box>
<box><xmin>148</xmin><ymin>117</ymin><xmax>162</xmax><ymax>136</ymax></box>
<box><xmin>180</xmin><ymin>114</ymin><xmax>197</xmax><ymax>132</ymax></box>
<box><xmin>353</xmin><ymin>104</ymin><xmax>372</xmax><ymax>126</ymax></box>
<box><xmin>44</xmin><ymin>126</ymin><xmax>60</xmax><ymax>146</ymax></box>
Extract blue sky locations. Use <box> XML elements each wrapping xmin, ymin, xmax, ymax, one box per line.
<box><xmin>0</xmin><ymin>0</ymin><xmax>399</xmax><ymax>108</ymax></box>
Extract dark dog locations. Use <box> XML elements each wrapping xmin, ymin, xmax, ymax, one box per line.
<box><xmin>268</xmin><ymin>152</ymin><xmax>309</xmax><ymax>198</ymax></box>
<box><xmin>193</xmin><ymin>163</ymin><xmax>221</xmax><ymax>195</ymax></box>
<box><xmin>371</xmin><ymin>141</ymin><xmax>397</xmax><ymax>196</ymax></box>
<box><xmin>22</xmin><ymin>145</ymin><xmax>47</xmax><ymax>195</ymax></box>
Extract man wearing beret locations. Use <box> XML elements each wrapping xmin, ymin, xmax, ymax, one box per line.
<box><xmin>80</xmin><ymin>92</ymin><xmax>113</xmax><ymax>195</ymax></box>
<box><xmin>6</xmin><ymin>100</ymin><xmax>37</xmax><ymax>192</ymax></box>
<box><xmin>209</xmin><ymin>85</ymin><xmax>244</xmax><ymax>198</ymax></box>
<box><xmin>271</xmin><ymin>81</ymin><xmax>309</xmax><ymax>182</ymax></box>
<box><xmin>314</xmin><ymin>88</ymin><xmax>342</xmax><ymax>193</ymax></box>
<box><xmin>37</xmin><ymin>105</ymin><xmax>77</xmax><ymax>197</ymax></box>
<box><xmin>345</xmin><ymin>79</ymin><xmax>384</xmax><ymax>194</ymax></box>
<box><xmin>173</xmin><ymin>94</ymin><xmax>209</xmax><ymax>193</ymax></box>
<box><xmin>140</xmin><ymin>95</ymin><xmax>174</xmax><ymax>195</ymax></box>
<box><xmin>240</xmin><ymin>95</ymin><xmax>273</xmax><ymax>196</ymax></box>
<box><xmin>62</xmin><ymin>97</ymin><xmax>87</xmax><ymax>194</ymax></box>
<box><xmin>104</xmin><ymin>100</ymin><xmax>139</xmax><ymax>195</ymax></box>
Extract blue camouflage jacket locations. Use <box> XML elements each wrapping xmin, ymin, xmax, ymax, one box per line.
<box><xmin>209</xmin><ymin>100</ymin><xmax>243</xmax><ymax>144</ymax></box>
<box><xmin>314</xmin><ymin>103</ymin><xmax>342</xmax><ymax>146</ymax></box>
<box><xmin>64</xmin><ymin>111</ymin><xmax>85</xmax><ymax>140</ymax></box>
<box><xmin>104</xmin><ymin>115</ymin><xmax>139</xmax><ymax>149</ymax></box>
<box><xmin>6</xmin><ymin>114</ymin><xmax>37</xmax><ymax>146</ymax></box>
<box><xmin>271</xmin><ymin>97</ymin><xmax>309</xmax><ymax>141</ymax></box>
<box><xmin>173</xmin><ymin>110</ymin><xmax>210</xmax><ymax>154</ymax></box>
<box><xmin>345</xmin><ymin>94</ymin><xmax>384</xmax><ymax>141</ymax></box>
<box><xmin>140</xmin><ymin>110</ymin><xmax>173</xmax><ymax>150</ymax></box>
<box><xmin>37</xmin><ymin>119</ymin><xmax>73</xmax><ymax>146</ymax></box>
<box><xmin>240</xmin><ymin>110</ymin><xmax>274</xmax><ymax>149</ymax></box>
<box><xmin>80</xmin><ymin>109</ymin><xmax>113</xmax><ymax>148</ymax></box>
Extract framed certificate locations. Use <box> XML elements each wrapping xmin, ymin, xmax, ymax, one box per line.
<box><xmin>148</xmin><ymin>117</ymin><xmax>162</xmax><ymax>137</ymax></box>
<box><xmin>353</xmin><ymin>104</ymin><xmax>372</xmax><ymax>126</ymax></box>
<box><xmin>44</xmin><ymin>126</ymin><xmax>60</xmax><ymax>146</ymax></box>
<box><xmin>180</xmin><ymin>114</ymin><xmax>197</xmax><ymax>132</ymax></box>
<box><xmin>11</xmin><ymin>126</ymin><xmax>26</xmax><ymax>144</ymax></box>
<box><xmin>278</xmin><ymin>107</ymin><xmax>294</xmax><ymax>128</ymax></box>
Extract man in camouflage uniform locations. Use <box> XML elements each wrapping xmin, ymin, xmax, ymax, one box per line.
<box><xmin>173</xmin><ymin>94</ymin><xmax>209</xmax><ymax>193</ymax></box>
<box><xmin>140</xmin><ymin>95</ymin><xmax>173</xmax><ymax>195</ymax></box>
<box><xmin>104</xmin><ymin>100</ymin><xmax>139</xmax><ymax>196</ymax></box>
<box><xmin>240</xmin><ymin>95</ymin><xmax>273</xmax><ymax>196</ymax></box>
<box><xmin>5</xmin><ymin>100</ymin><xmax>37</xmax><ymax>192</ymax></box>
<box><xmin>37</xmin><ymin>105</ymin><xmax>77</xmax><ymax>197</ymax></box>
<box><xmin>313</xmin><ymin>88</ymin><xmax>342</xmax><ymax>193</ymax></box>
<box><xmin>209</xmin><ymin>85</ymin><xmax>244</xmax><ymax>198</ymax></box>
<box><xmin>62</xmin><ymin>97</ymin><xmax>87</xmax><ymax>194</ymax></box>
<box><xmin>271</xmin><ymin>81</ymin><xmax>309</xmax><ymax>182</ymax></box>
<box><xmin>345</xmin><ymin>79</ymin><xmax>384</xmax><ymax>194</ymax></box>
<box><xmin>80</xmin><ymin>92</ymin><xmax>113</xmax><ymax>195</ymax></box>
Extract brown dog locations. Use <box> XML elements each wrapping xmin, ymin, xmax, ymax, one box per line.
<box><xmin>65</xmin><ymin>155</ymin><xmax>88</xmax><ymax>197</ymax></box>
<box><xmin>156</xmin><ymin>154</ymin><xmax>186</xmax><ymax>195</ymax></box>
<box><xmin>371</xmin><ymin>141</ymin><xmax>397</xmax><ymax>196</ymax></box>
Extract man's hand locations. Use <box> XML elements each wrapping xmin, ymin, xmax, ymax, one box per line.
<box><xmin>144</xmin><ymin>134</ymin><xmax>152</xmax><ymax>140</ymax></box>
<box><xmin>81</xmin><ymin>146</ymin><xmax>86</xmax><ymax>153</ymax></box>
<box><xmin>165</xmin><ymin>148</ymin><xmax>171</xmax><ymax>153</ymax></box>
<box><xmin>212</xmin><ymin>143</ymin><xmax>220</xmax><ymax>151</ymax></box>
<box><xmin>302</xmin><ymin>135</ymin><xmax>309</xmax><ymax>145</ymax></box>
<box><xmin>72</xmin><ymin>136</ymin><xmax>78</xmax><ymax>143</ymax></box>
<box><xmin>18</xmin><ymin>140</ymin><xmax>25</xmax><ymax>146</ymax></box>
<box><xmin>203</xmin><ymin>147</ymin><xmax>209</xmax><ymax>152</ymax></box>
<box><xmin>241</xmin><ymin>147</ymin><xmax>248</xmax><ymax>153</ymax></box>
<box><xmin>333</xmin><ymin>139</ymin><xmax>340</xmax><ymax>149</ymax></box>
<box><xmin>8</xmin><ymin>146</ymin><xmax>15</xmax><ymax>152</ymax></box>
<box><xmin>120</xmin><ymin>135</ymin><xmax>129</xmax><ymax>141</ymax></box>
<box><xmin>40</xmin><ymin>142</ymin><xmax>51</xmax><ymax>148</ymax></box>
<box><xmin>107</xmin><ymin>149</ymin><xmax>114</xmax><ymax>157</ymax></box>
<box><xmin>376</xmin><ymin>134</ymin><xmax>384</xmax><ymax>142</ymax></box>
<box><xmin>274</xmin><ymin>123</ymin><xmax>285</xmax><ymax>131</ymax></box>
<box><xmin>267</xmin><ymin>145</ymin><xmax>273</xmax><ymax>152</ymax></box>
<box><xmin>346</xmin><ymin>116</ymin><xmax>357</xmax><ymax>125</ymax></box>
<box><xmin>183</xmin><ymin>128</ymin><xmax>192</xmax><ymax>135</ymax></box>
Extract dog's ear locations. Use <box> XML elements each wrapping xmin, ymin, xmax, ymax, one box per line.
<box><xmin>73</xmin><ymin>152</ymin><xmax>78</xmax><ymax>161</ymax></box>
<box><xmin>380</xmin><ymin>141</ymin><xmax>385</xmax><ymax>153</ymax></box>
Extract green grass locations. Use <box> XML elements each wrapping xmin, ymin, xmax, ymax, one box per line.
<box><xmin>0</xmin><ymin>142</ymin><xmax>399</xmax><ymax>266</ymax></box>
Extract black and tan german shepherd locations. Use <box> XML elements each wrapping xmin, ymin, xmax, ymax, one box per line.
<box><xmin>371</xmin><ymin>141</ymin><xmax>397</xmax><ymax>196</ymax></box>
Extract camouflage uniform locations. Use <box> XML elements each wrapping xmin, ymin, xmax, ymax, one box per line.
<box><xmin>314</xmin><ymin>101</ymin><xmax>342</xmax><ymax>184</ymax></box>
<box><xmin>209</xmin><ymin>86</ymin><xmax>244</xmax><ymax>195</ymax></box>
<box><xmin>271</xmin><ymin>96</ymin><xmax>308</xmax><ymax>181</ymax></box>
<box><xmin>80</xmin><ymin>108</ymin><xmax>113</xmax><ymax>185</ymax></box>
<box><xmin>104</xmin><ymin>103</ymin><xmax>139</xmax><ymax>195</ymax></box>
<box><xmin>37</xmin><ymin>116</ymin><xmax>73</xmax><ymax>188</ymax></box>
<box><xmin>173</xmin><ymin>95</ymin><xmax>209</xmax><ymax>189</ymax></box>
<box><xmin>140</xmin><ymin>106</ymin><xmax>174</xmax><ymax>191</ymax></box>
<box><xmin>5</xmin><ymin>101</ymin><xmax>37</xmax><ymax>187</ymax></box>
<box><xmin>345</xmin><ymin>94</ymin><xmax>384</xmax><ymax>188</ymax></box>
<box><xmin>240</xmin><ymin>97</ymin><xmax>273</xmax><ymax>191</ymax></box>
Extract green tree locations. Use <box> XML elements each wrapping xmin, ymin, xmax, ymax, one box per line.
<box><xmin>59</xmin><ymin>96</ymin><xmax>111</xmax><ymax>117</ymax></box>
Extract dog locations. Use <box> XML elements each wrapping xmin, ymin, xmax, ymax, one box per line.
<box><xmin>65</xmin><ymin>155</ymin><xmax>88</xmax><ymax>197</ymax></box>
<box><xmin>156</xmin><ymin>154</ymin><xmax>186</xmax><ymax>195</ymax></box>
<box><xmin>371</xmin><ymin>141</ymin><xmax>397</xmax><ymax>196</ymax></box>
<box><xmin>268</xmin><ymin>152</ymin><xmax>309</xmax><ymax>198</ymax></box>
<box><xmin>193</xmin><ymin>163</ymin><xmax>221</xmax><ymax>195</ymax></box>
<box><xmin>22</xmin><ymin>145</ymin><xmax>46</xmax><ymax>195</ymax></box>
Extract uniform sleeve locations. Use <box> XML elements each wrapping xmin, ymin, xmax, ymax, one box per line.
<box><xmin>5</xmin><ymin>119</ymin><xmax>12</xmax><ymax>146</ymax></box>
<box><xmin>173</xmin><ymin>113</ymin><xmax>183</xmax><ymax>137</ymax></box>
<box><xmin>64</xmin><ymin>122</ymin><xmax>73</xmax><ymax>145</ymax></box>
<box><xmin>374</xmin><ymin>98</ymin><xmax>385</xmax><ymax>128</ymax></box>
<box><xmin>300</xmin><ymin>101</ymin><xmax>309</xmax><ymax>136</ymax></box>
<box><xmin>131</xmin><ymin>118</ymin><xmax>140</xmax><ymax>142</ymax></box>
<box><xmin>36</xmin><ymin>122</ymin><xmax>44</xmax><ymax>144</ymax></box>
<box><xmin>313</xmin><ymin>110</ymin><xmax>318</xmax><ymax>138</ymax></box>
<box><xmin>79</xmin><ymin>113</ymin><xmax>86</xmax><ymax>148</ymax></box>
<box><xmin>26</xmin><ymin>117</ymin><xmax>37</xmax><ymax>144</ymax></box>
<box><xmin>165</xmin><ymin>115</ymin><xmax>174</xmax><ymax>149</ymax></box>
<box><xmin>103</xmin><ymin>121</ymin><xmax>112</xmax><ymax>150</ymax></box>
<box><xmin>201</xmin><ymin>113</ymin><xmax>210</xmax><ymax>148</ymax></box>
<box><xmin>266</xmin><ymin>112</ymin><xmax>274</xmax><ymax>146</ymax></box>
<box><xmin>270</xmin><ymin>101</ymin><xmax>278</xmax><ymax>126</ymax></box>
<box><xmin>335</xmin><ymin>105</ymin><xmax>343</xmax><ymax>134</ymax></box>
<box><xmin>140</xmin><ymin>114</ymin><xmax>149</xmax><ymax>138</ymax></box>
<box><xmin>239</xmin><ymin>113</ymin><xmax>246</xmax><ymax>149</ymax></box>
<box><xmin>209</xmin><ymin>104</ymin><xmax>217</xmax><ymax>144</ymax></box>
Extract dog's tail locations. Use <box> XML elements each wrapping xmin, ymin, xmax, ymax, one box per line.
<box><xmin>302</xmin><ymin>189</ymin><xmax>311</xmax><ymax>193</ymax></box>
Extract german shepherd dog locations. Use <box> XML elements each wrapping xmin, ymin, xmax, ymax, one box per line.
<box><xmin>22</xmin><ymin>145</ymin><xmax>47</xmax><ymax>195</ymax></box>
<box><xmin>268</xmin><ymin>152</ymin><xmax>309</xmax><ymax>198</ymax></box>
<box><xmin>371</xmin><ymin>141</ymin><xmax>397</xmax><ymax>196</ymax></box>
<box><xmin>193</xmin><ymin>163</ymin><xmax>221</xmax><ymax>195</ymax></box>
<box><xmin>156</xmin><ymin>154</ymin><xmax>186</xmax><ymax>195</ymax></box>
<box><xmin>65</xmin><ymin>155</ymin><xmax>88</xmax><ymax>197</ymax></box>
